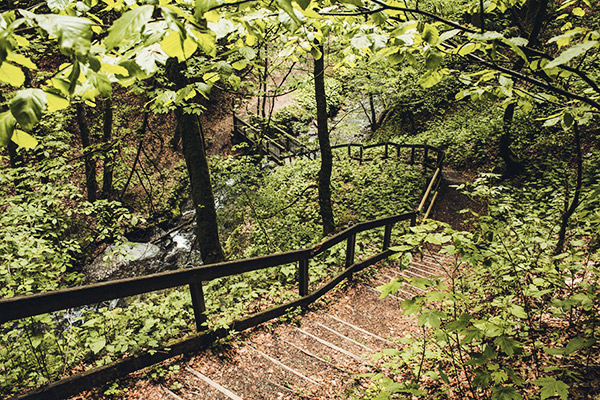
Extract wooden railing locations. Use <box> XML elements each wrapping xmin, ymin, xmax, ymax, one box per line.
<box><xmin>1</xmin><ymin>118</ymin><xmax>445</xmax><ymax>400</ymax></box>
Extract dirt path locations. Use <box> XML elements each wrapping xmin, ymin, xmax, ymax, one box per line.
<box><xmin>78</xmin><ymin>250</ymin><xmax>456</xmax><ymax>399</ymax></box>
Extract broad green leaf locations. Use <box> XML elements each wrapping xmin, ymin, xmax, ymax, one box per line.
<box><xmin>0</xmin><ymin>62</ymin><xmax>25</xmax><ymax>87</ymax></box>
<box><xmin>195</xmin><ymin>0</ymin><xmax>221</xmax><ymax>16</ymax></box>
<box><xmin>494</xmin><ymin>336</ymin><xmax>521</xmax><ymax>356</ymax></box>
<box><xmin>295</xmin><ymin>0</ymin><xmax>311</xmax><ymax>9</ymax></box>
<box><xmin>545</xmin><ymin>41</ymin><xmax>598</xmax><ymax>69</ymax></box>
<box><xmin>231</xmin><ymin>61</ymin><xmax>247</xmax><ymax>70</ymax></box>
<box><xmin>105</xmin><ymin>6</ymin><xmax>154</xmax><ymax>50</ymax></box>
<box><xmin>422</xmin><ymin>23</ymin><xmax>439</xmax><ymax>45</ymax></box>
<box><xmin>457</xmin><ymin>42</ymin><xmax>478</xmax><ymax>56</ymax></box>
<box><xmin>100</xmin><ymin>62</ymin><xmax>129</xmax><ymax>76</ymax></box>
<box><xmin>46</xmin><ymin>92</ymin><xmax>70</xmax><ymax>112</ymax></box>
<box><xmin>418</xmin><ymin>309</ymin><xmax>445</xmax><ymax>329</ymax></box>
<box><xmin>6</xmin><ymin>52</ymin><xmax>37</xmax><ymax>70</ymax></box>
<box><xmin>161</xmin><ymin>31</ymin><xmax>198</xmax><ymax>62</ymax></box>
<box><xmin>508</xmin><ymin>304</ymin><xmax>527</xmax><ymax>319</ymax></box>
<box><xmin>351</xmin><ymin>35</ymin><xmax>371</xmax><ymax>50</ymax></box>
<box><xmin>565</xmin><ymin>337</ymin><xmax>595</xmax><ymax>354</ymax></box>
<box><xmin>491</xmin><ymin>385</ymin><xmax>523</xmax><ymax>400</ymax></box>
<box><xmin>10</xmin><ymin>88</ymin><xmax>47</xmax><ymax>131</ymax></box>
<box><xmin>203</xmin><ymin>72</ymin><xmax>219</xmax><ymax>84</ymax></box>
<box><xmin>535</xmin><ymin>377</ymin><xmax>568</xmax><ymax>400</ymax></box>
<box><xmin>238</xmin><ymin>46</ymin><xmax>256</xmax><ymax>60</ymax></box>
<box><xmin>11</xmin><ymin>129</ymin><xmax>38</xmax><ymax>148</ymax></box>
<box><xmin>377</xmin><ymin>278</ymin><xmax>403</xmax><ymax>299</ymax></box>
<box><xmin>0</xmin><ymin>111</ymin><xmax>17</xmax><ymax>147</ymax></box>
<box><xmin>420</xmin><ymin>69</ymin><xmax>445</xmax><ymax>88</ymax></box>
<box><xmin>25</xmin><ymin>12</ymin><xmax>92</xmax><ymax>56</ymax></box>
<box><xmin>438</xmin><ymin>28</ymin><xmax>460</xmax><ymax>44</ymax></box>
<box><xmin>47</xmin><ymin>0</ymin><xmax>72</xmax><ymax>12</ymax></box>
<box><xmin>277</xmin><ymin>0</ymin><xmax>302</xmax><ymax>25</ymax></box>
<box><xmin>89</xmin><ymin>336</ymin><xmax>106</xmax><ymax>354</ymax></box>
<box><xmin>193</xmin><ymin>31</ymin><xmax>217</xmax><ymax>57</ymax></box>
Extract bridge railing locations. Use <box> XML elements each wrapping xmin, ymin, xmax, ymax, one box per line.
<box><xmin>2</xmin><ymin>116</ymin><xmax>445</xmax><ymax>400</ymax></box>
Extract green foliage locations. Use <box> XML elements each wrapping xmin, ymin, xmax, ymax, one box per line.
<box><xmin>361</xmin><ymin>168</ymin><xmax>600</xmax><ymax>399</ymax></box>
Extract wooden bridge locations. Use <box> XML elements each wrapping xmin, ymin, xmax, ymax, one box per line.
<box><xmin>0</xmin><ymin>116</ymin><xmax>445</xmax><ymax>399</ymax></box>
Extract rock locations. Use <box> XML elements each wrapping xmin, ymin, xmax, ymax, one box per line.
<box><xmin>84</xmin><ymin>241</ymin><xmax>162</xmax><ymax>282</ymax></box>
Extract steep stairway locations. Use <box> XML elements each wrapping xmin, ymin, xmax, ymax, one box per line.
<box><xmin>111</xmin><ymin>251</ymin><xmax>455</xmax><ymax>400</ymax></box>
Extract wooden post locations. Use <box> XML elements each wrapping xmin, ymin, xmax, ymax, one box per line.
<box><xmin>383</xmin><ymin>223</ymin><xmax>392</xmax><ymax>250</ymax></box>
<box><xmin>359</xmin><ymin>147</ymin><xmax>363</xmax><ymax>164</ymax></box>
<box><xmin>384</xmin><ymin>143</ymin><xmax>389</xmax><ymax>159</ymax></box>
<box><xmin>347</xmin><ymin>144</ymin><xmax>351</xmax><ymax>158</ymax></box>
<box><xmin>346</xmin><ymin>233</ymin><xmax>356</xmax><ymax>280</ymax></box>
<box><xmin>397</xmin><ymin>144</ymin><xmax>401</xmax><ymax>159</ymax></box>
<box><xmin>299</xmin><ymin>258</ymin><xmax>309</xmax><ymax>296</ymax></box>
<box><xmin>189</xmin><ymin>282</ymin><xmax>207</xmax><ymax>332</ymax></box>
<box><xmin>410</xmin><ymin>147</ymin><xmax>415</xmax><ymax>165</ymax></box>
<box><xmin>423</xmin><ymin>147</ymin><xmax>429</xmax><ymax>170</ymax></box>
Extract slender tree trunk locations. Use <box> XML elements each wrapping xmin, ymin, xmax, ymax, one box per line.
<box><xmin>166</xmin><ymin>58</ymin><xmax>225</xmax><ymax>264</ymax></box>
<box><xmin>369</xmin><ymin>93</ymin><xmax>377</xmax><ymax>132</ymax></box>
<box><xmin>555</xmin><ymin>123</ymin><xmax>583</xmax><ymax>254</ymax></box>
<box><xmin>499</xmin><ymin>0</ymin><xmax>548</xmax><ymax>178</ymax></box>
<box><xmin>101</xmin><ymin>98</ymin><xmax>114</xmax><ymax>200</ymax></box>
<box><xmin>314</xmin><ymin>44</ymin><xmax>335</xmax><ymax>236</ymax></box>
<box><xmin>76</xmin><ymin>103</ymin><xmax>98</xmax><ymax>202</ymax></box>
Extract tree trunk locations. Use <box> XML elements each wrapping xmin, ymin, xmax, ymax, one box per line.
<box><xmin>101</xmin><ymin>98</ymin><xmax>114</xmax><ymax>200</ymax></box>
<box><xmin>499</xmin><ymin>0</ymin><xmax>548</xmax><ymax>178</ymax></box>
<box><xmin>555</xmin><ymin>123</ymin><xmax>583</xmax><ymax>255</ymax></box>
<box><xmin>166</xmin><ymin>58</ymin><xmax>225</xmax><ymax>264</ymax></box>
<box><xmin>76</xmin><ymin>103</ymin><xmax>98</xmax><ymax>202</ymax></box>
<box><xmin>314</xmin><ymin>44</ymin><xmax>335</xmax><ymax>236</ymax></box>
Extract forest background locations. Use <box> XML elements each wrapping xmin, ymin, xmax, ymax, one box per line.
<box><xmin>0</xmin><ymin>0</ymin><xmax>599</xmax><ymax>398</ymax></box>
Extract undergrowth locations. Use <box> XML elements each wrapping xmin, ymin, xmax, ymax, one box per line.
<box><xmin>360</xmin><ymin>160</ymin><xmax>600</xmax><ymax>399</ymax></box>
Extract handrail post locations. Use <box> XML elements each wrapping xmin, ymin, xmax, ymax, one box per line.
<box><xmin>347</xmin><ymin>144</ymin><xmax>351</xmax><ymax>158</ymax></box>
<box><xmin>397</xmin><ymin>143</ymin><xmax>401</xmax><ymax>159</ymax></box>
<box><xmin>299</xmin><ymin>258</ymin><xmax>309</xmax><ymax>296</ymax></box>
<box><xmin>410</xmin><ymin>147</ymin><xmax>415</xmax><ymax>165</ymax></box>
<box><xmin>423</xmin><ymin>146</ymin><xmax>429</xmax><ymax>170</ymax></box>
<box><xmin>189</xmin><ymin>281</ymin><xmax>207</xmax><ymax>332</ymax></box>
<box><xmin>359</xmin><ymin>147</ymin><xmax>363</xmax><ymax>164</ymax></box>
<box><xmin>346</xmin><ymin>233</ymin><xmax>356</xmax><ymax>280</ymax></box>
<box><xmin>384</xmin><ymin>143</ymin><xmax>389</xmax><ymax>159</ymax></box>
<box><xmin>383</xmin><ymin>223</ymin><xmax>393</xmax><ymax>250</ymax></box>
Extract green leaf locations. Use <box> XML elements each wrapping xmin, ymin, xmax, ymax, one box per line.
<box><xmin>351</xmin><ymin>34</ymin><xmax>371</xmax><ymax>50</ymax></box>
<box><xmin>508</xmin><ymin>304</ymin><xmax>527</xmax><ymax>319</ymax></box>
<box><xmin>277</xmin><ymin>0</ymin><xmax>302</xmax><ymax>25</ymax></box>
<box><xmin>195</xmin><ymin>0</ymin><xmax>221</xmax><ymax>16</ymax></box>
<box><xmin>572</xmin><ymin>7</ymin><xmax>585</xmax><ymax>17</ymax></box>
<box><xmin>105</xmin><ymin>6</ymin><xmax>154</xmax><ymax>51</ymax></box>
<box><xmin>10</xmin><ymin>88</ymin><xmax>47</xmax><ymax>131</ymax></box>
<box><xmin>565</xmin><ymin>337</ymin><xmax>595</xmax><ymax>354</ymax></box>
<box><xmin>0</xmin><ymin>111</ymin><xmax>17</xmax><ymax>147</ymax></box>
<box><xmin>424</xmin><ymin>48</ymin><xmax>443</xmax><ymax>70</ymax></box>
<box><xmin>11</xmin><ymin>129</ymin><xmax>38</xmax><ymax>149</ymax></box>
<box><xmin>494</xmin><ymin>336</ymin><xmax>521</xmax><ymax>356</ymax></box>
<box><xmin>491</xmin><ymin>385</ymin><xmax>523</xmax><ymax>400</ymax></box>
<box><xmin>89</xmin><ymin>336</ymin><xmax>106</xmax><ymax>354</ymax></box>
<box><xmin>0</xmin><ymin>62</ymin><xmax>25</xmax><ymax>87</ymax></box>
<box><xmin>295</xmin><ymin>0</ymin><xmax>311</xmax><ymax>10</ymax></box>
<box><xmin>418</xmin><ymin>309</ymin><xmax>445</xmax><ymax>329</ymax></box>
<box><xmin>377</xmin><ymin>278</ymin><xmax>402</xmax><ymax>299</ymax></box>
<box><xmin>545</xmin><ymin>41</ymin><xmax>598</xmax><ymax>69</ymax></box>
<box><xmin>47</xmin><ymin>0</ymin><xmax>72</xmax><ymax>12</ymax></box>
<box><xmin>422</xmin><ymin>23</ymin><xmax>439</xmax><ymax>45</ymax></box>
<box><xmin>24</xmin><ymin>12</ymin><xmax>92</xmax><ymax>56</ymax></box>
<box><xmin>420</xmin><ymin>69</ymin><xmax>446</xmax><ymax>88</ymax></box>
<box><xmin>238</xmin><ymin>46</ymin><xmax>256</xmax><ymax>60</ymax></box>
<box><xmin>535</xmin><ymin>377</ymin><xmax>569</xmax><ymax>400</ymax></box>
<box><xmin>438</xmin><ymin>28</ymin><xmax>460</xmax><ymax>44</ymax></box>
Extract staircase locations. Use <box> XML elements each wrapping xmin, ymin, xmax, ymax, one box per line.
<box><xmin>118</xmin><ymin>251</ymin><xmax>454</xmax><ymax>400</ymax></box>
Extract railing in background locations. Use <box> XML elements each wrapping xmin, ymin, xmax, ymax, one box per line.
<box><xmin>2</xmin><ymin>115</ymin><xmax>444</xmax><ymax>400</ymax></box>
